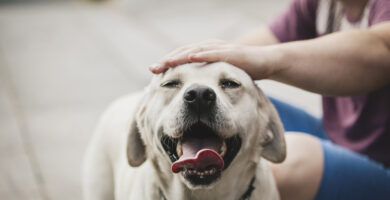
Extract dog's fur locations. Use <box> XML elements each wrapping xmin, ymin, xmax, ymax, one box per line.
<box><xmin>83</xmin><ymin>62</ymin><xmax>286</xmax><ymax>200</ymax></box>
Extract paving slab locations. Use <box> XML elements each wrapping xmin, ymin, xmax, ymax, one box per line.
<box><xmin>0</xmin><ymin>2</ymin><xmax>157</xmax><ymax>199</ymax></box>
<box><xmin>23</xmin><ymin>106</ymin><xmax>102</xmax><ymax>200</ymax></box>
<box><xmin>0</xmin><ymin>3</ymin><xmax>153</xmax><ymax>110</ymax></box>
<box><xmin>0</xmin><ymin>69</ymin><xmax>43</xmax><ymax>200</ymax></box>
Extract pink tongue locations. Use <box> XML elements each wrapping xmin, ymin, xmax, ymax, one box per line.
<box><xmin>172</xmin><ymin>137</ymin><xmax>224</xmax><ymax>173</ymax></box>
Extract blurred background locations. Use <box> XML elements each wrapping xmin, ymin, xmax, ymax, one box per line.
<box><xmin>0</xmin><ymin>0</ymin><xmax>321</xmax><ymax>199</ymax></box>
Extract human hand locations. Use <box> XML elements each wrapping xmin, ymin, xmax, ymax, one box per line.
<box><xmin>149</xmin><ymin>39</ymin><xmax>276</xmax><ymax>80</ymax></box>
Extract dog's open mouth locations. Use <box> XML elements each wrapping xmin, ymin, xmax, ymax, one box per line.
<box><xmin>161</xmin><ymin>122</ymin><xmax>241</xmax><ymax>185</ymax></box>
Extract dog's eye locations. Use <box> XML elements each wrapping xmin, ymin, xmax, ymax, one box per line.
<box><xmin>161</xmin><ymin>80</ymin><xmax>181</xmax><ymax>88</ymax></box>
<box><xmin>220</xmin><ymin>79</ymin><xmax>241</xmax><ymax>89</ymax></box>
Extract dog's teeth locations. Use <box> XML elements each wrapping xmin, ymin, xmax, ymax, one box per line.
<box><xmin>187</xmin><ymin>169</ymin><xmax>218</xmax><ymax>176</ymax></box>
<box><xmin>220</xmin><ymin>141</ymin><xmax>227</xmax><ymax>157</ymax></box>
<box><xmin>176</xmin><ymin>141</ymin><xmax>183</xmax><ymax>157</ymax></box>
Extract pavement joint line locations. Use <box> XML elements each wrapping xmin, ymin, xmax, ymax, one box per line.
<box><xmin>0</xmin><ymin>49</ymin><xmax>50</xmax><ymax>200</ymax></box>
<box><xmin>4</xmin><ymin>173</ymin><xmax>22</xmax><ymax>199</ymax></box>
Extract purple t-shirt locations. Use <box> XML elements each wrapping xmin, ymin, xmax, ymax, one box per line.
<box><xmin>269</xmin><ymin>0</ymin><xmax>390</xmax><ymax>167</ymax></box>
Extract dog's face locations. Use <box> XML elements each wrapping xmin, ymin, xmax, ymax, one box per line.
<box><xmin>127</xmin><ymin>62</ymin><xmax>285</xmax><ymax>189</ymax></box>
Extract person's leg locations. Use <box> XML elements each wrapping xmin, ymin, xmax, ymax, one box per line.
<box><xmin>269</xmin><ymin>97</ymin><xmax>327</xmax><ymax>139</ymax></box>
<box><xmin>270</xmin><ymin>132</ymin><xmax>390</xmax><ymax>200</ymax></box>
<box><xmin>315</xmin><ymin>140</ymin><xmax>390</xmax><ymax>200</ymax></box>
<box><xmin>270</xmin><ymin>132</ymin><xmax>323</xmax><ymax>200</ymax></box>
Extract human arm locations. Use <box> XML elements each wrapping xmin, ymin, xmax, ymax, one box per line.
<box><xmin>267</xmin><ymin>21</ymin><xmax>390</xmax><ymax>96</ymax></box>
<box><xmin>150</xmin><ymin>22</ymin><xmax>390</xmax><ymax>96</ymax></box>
<box><xmin>149</xmin><ymin>25</ymin><xmax>279</xmax><ymax>74</ymax></box>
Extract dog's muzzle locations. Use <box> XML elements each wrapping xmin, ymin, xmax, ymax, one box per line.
<box><xmin>160</xmin><ymin>86</ymin><xmax>242</xmax><ymax>186</ymax></box>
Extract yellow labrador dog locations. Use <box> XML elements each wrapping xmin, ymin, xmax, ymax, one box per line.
<box><xmin>83</xmin><ymin>62</ymin><xmax>286</xmax><ymax>200</ymax></box>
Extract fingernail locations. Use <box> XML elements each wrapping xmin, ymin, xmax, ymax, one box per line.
<box><xmin>149</xmin><ymin>63</ymin><xmax>162</xmax><ymax>72</ymax></box>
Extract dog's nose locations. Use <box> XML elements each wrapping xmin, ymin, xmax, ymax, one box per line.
<box><xmin>183</xmin><ymin>86</ymin><xmax>216</xmax><ymax>109</ymax></box>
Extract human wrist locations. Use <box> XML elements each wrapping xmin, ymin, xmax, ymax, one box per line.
<box><xmin>246</xmin><ymin>45</ymin><xmax>284</xmax><ymax>80</ymax></box>
<box><xmin>262</xmin><ymin>44</ymin><xmax>290</xmax><ymax>81</ymax></box>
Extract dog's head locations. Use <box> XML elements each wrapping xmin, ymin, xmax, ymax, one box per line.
<box><xmin>127</xmin><ymin>62</ymin><xmax>285</xmax><ymax>189</ymax></box>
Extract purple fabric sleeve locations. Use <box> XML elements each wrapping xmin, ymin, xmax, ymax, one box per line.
<box><xmin>369</xmin><ymin>0</ymin><xmax>390</xmax><ymax>26</ymax></box>
<box><xmin>269</xmin><ymin>0</ymin><xmax>318</xmax><ymax>42</ymax></box>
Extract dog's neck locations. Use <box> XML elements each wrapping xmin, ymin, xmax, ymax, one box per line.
<box><xmin>151</xmin><ymin>157</ymin><xmax>261</xmax><ymax>200</ymax></box>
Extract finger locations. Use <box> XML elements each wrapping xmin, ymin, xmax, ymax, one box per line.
<box><xmin>188</xmin><ymin>49</ymin><xmax>234</xmax><ymax>63</ymax></box>
<box><xmin>149</xmin><ymin>47</ymin><xmax>199</xmax><ymax>74</ymax></box>
<box><xmin>163</xmin><ymin>43</ymin><xmax>227</xmax><ymax>68</ymax></box>
<box><xmin>149</xmin><ymin>40</ymin><xmax>228</xmax><ymax>73</ymax></box>
<box><xmin>156</xmin><ymin>46</ymin><xmax>192</xmax><ymax>66</ymax></box>
<box><xmin>149</xmin><ymin>63</ymin><xmax>166</xmax><ymax>74</ymax></box>
<box><xmin>158</xmin><ymin>40</ymin><xmax>225</xmax><ymax>64</ymax></box>
<box><xmin>164</xmin><ymin>46</ymin><xmax>207</xmax><ymax>66</ymax></box>
<box><xmin>160</xmin><ymin>45</ymin><xmax>193</xmax><ymax>61</ymax></box>
<box><xmin>149</xmin><ymin>45</ymin><xmax>194</xmax><ymax>73</ymax></box>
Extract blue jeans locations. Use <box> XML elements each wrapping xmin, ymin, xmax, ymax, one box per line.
<box><xmin>269</xmin><ymin>97</ymin><xmax>390</xmax><ymax>200</ymax></box>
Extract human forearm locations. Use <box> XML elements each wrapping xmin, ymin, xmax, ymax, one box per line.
<box><xmin>150</xmin><ymin>23</ymin><xmax>390</xmax><ymax>96</ymax></box>
<box><xmin>267</xmin><ymin>24</ymin><xmax>390</xmax><ymax>96</ymax></box>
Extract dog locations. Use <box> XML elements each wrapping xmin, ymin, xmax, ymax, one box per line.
<box><xmin>83</xmin><ymin>62</ymin><xmax>286</xmax><ymax>200</ymax></box>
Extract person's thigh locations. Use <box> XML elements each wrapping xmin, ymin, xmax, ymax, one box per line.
<box><xmin>269</xmin><ymin>97</ymin><xmax>390</xmax><ymax>199</ymax></box>
<box><xmin>271</xmin><ymin>132</ymin><xmax>390</xmax><ymax>200</ymax></box>
<box><xmin>271</xmin><ymin>132</ymin><xmax>324</xmax><ymax>200</ymax></box>
<box><xmin>316</xmin><ymin>140</ymin><xmax>390</xmax><ymax>200</ymax></box>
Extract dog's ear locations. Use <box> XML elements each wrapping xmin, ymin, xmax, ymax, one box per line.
<box><xmin>261</xmin><ymin>113</ymin><xmax>286</xmax><ymax>163</ymax></box>
<box><xmin>127</xmin><ymin>97</ymin><xmax>147</xmax><ymax>167</ymax></box>
<box><xmin>127</xmin><ymin>119</ymin><xmax>146</xmax><ymax>167</ymax></box>
<box><xmin>255</xmin><ymin>84</ymin><xmax>286</xmax><ymax>163</ymax></box>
